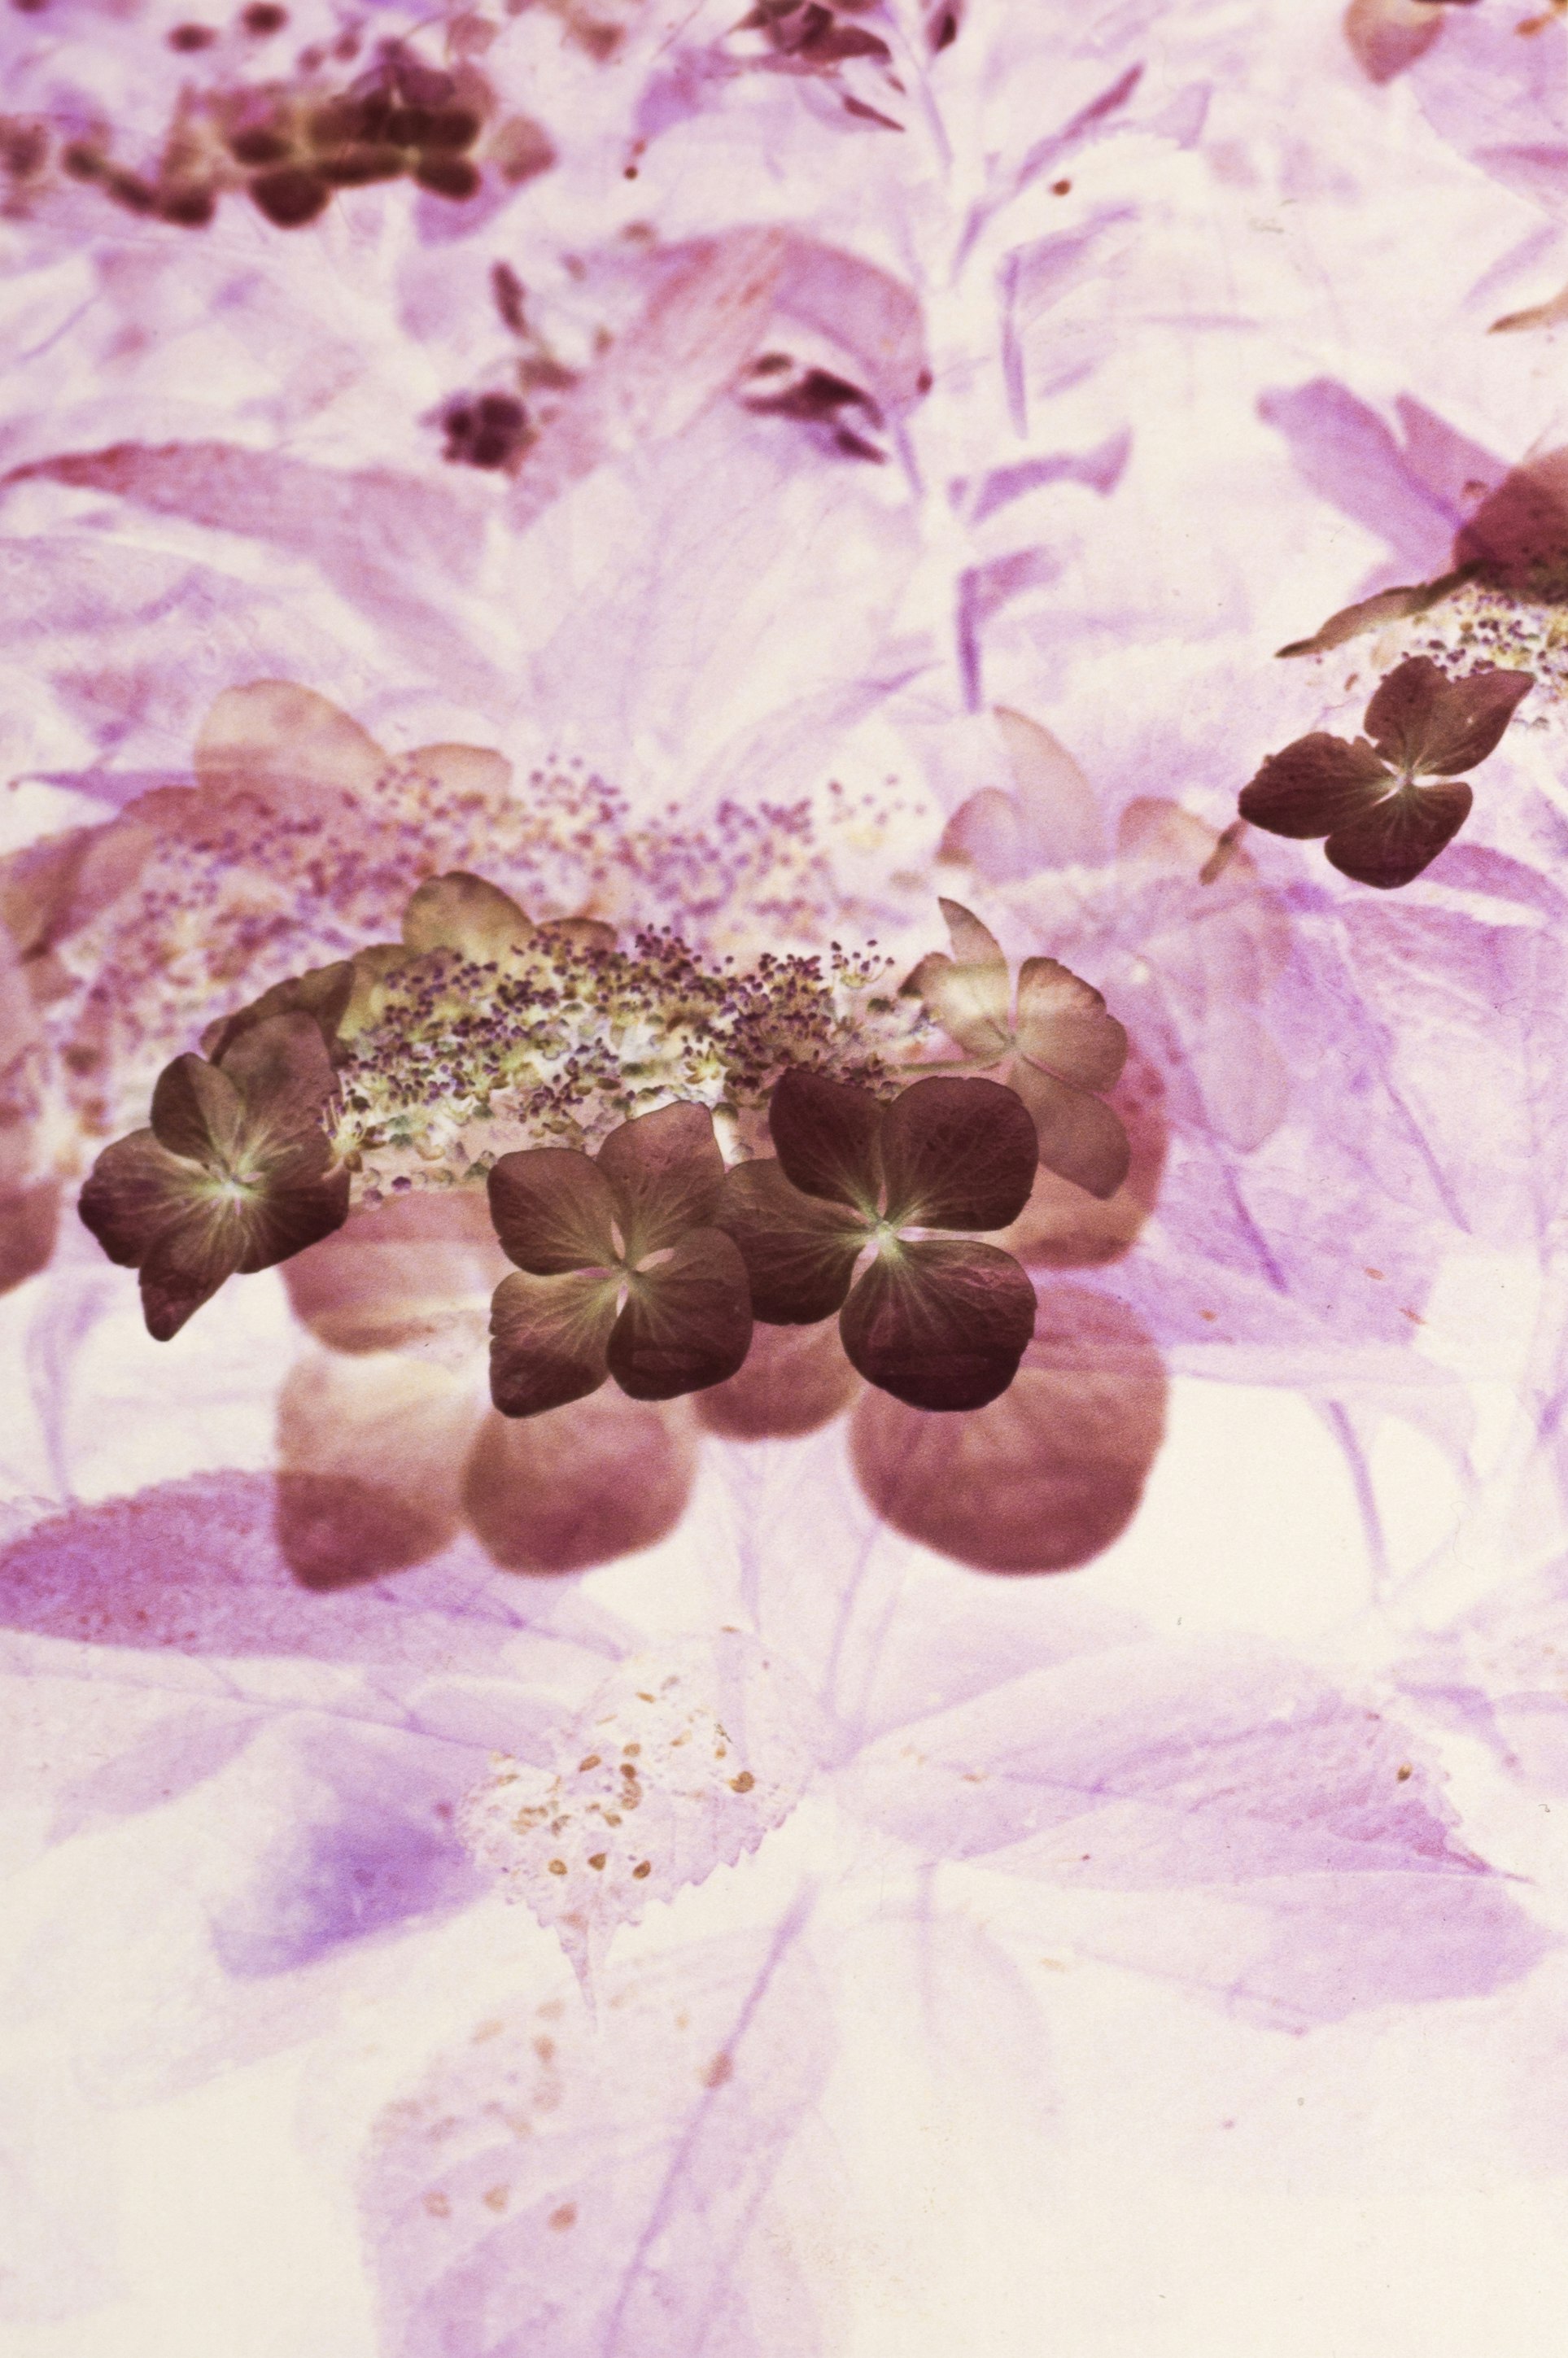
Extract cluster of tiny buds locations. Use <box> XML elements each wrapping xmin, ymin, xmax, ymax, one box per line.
<box><xmin>334</xmin><ymin>916</ymin><xmax>921</xmax><ymax>1206</ymax></box>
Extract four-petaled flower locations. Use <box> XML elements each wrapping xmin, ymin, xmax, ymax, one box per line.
<box><xmin>902</xmin><ymin>902</ymin><xmax>1131</xmax><ymax>1199</ymax></box>
<box><xmin>487</xmin><ymin>1102</ymin><xmax>753</xmax><ymax>1416</ymax></box>
<box><xmin>1238</xmin><ymin>655</ymin><xmax>1533</xmax><ymax>889</ymax></box>
<box><xmin>715</xmin><ymin>1067</ymin><xmax>1039</xmax><ymax>1413</ymax></box>
<box><xmin>77</xmin><ymin>1013</ymin><xmax>350</xmax><ymax>1341</ymax></box>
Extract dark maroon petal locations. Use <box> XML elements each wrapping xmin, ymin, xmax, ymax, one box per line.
<box><xmin>282</xmin><ymin>1189</ymin><xmax>509</xmax><ymax>1357</ymax></box>
<box><xmin>1237</xmin><ymin>733</ymin><xmax>1393</xmax><ymax>839</ymax></box>
<box><xmin>78</xmin><ymin>1129</ymin><xmax>204</xmax><ymax>1265</ymax></box>
<box><xmin>234</xmin><ymin>1157</ymin><xmax>352</xmax><ymax>1272</ymax></box>
<box><xmin>1364</xmin><ymin>656</ymin><xmax>1532</xmax><ymax>776</ymax></box>
<box><xmin>595</xmin><ymin>1100</ymin><xmax>726</xmax><ymax>1259</ymax></box>
<box><xmin>202</xmin><ymin>960</ymin><xmax>357</xmax><ymax>1066</ymax></box>
<box><xmin>216</xmin><ymin>1011</ymin><xmax>341</xmax><ymax>1139</ymax></box>
<box><xmin>693</xmin><ymin>1317</ymin><xmax>861</xmax><ymax>1439</ymax></box>
<box><xmin>839</xmin><ymin>1238</ymin><xmax>1037</xmax><ymax>1413</ymax></box>
<box><xmin>713</xmin><ymin>1157</ymin><xmax>866</xmax><ymax>1324</ymax></box>
<box><xmin>149</xmin><ymin>1054</ymin><xmax>246</xmax><ymax>1167</ymax></box>
<box><xmin>487</xmin><ymin>1148</ymin><xmax>618</xmax><ymax>1273</ymax></box>
<box><xmin>1007</xmin><ymin>1060</ymin><xmax>1133</xmax><ymax>1199</ymax></box>
<box><xmin>1012</xmin><ymin>958</ymin><xmax>1128</xmax><ymax>1091</ymax></box>
<box><xmin>879</xmin><ymin>1076</ymin><xmax>1038</xmax><ymax>1231</ymax></box>
<box><xmin>849</xmin><ymin>1284</ymin><xmax>1166</xmax><ymax>1570</ymax></box>
<box><xmin>768</xmin><ymin>1066</ymin><xmax>883</xmax><ymax>1212</ymax></box>
<box><xmin>138</xmin><ymin>1207</ymin><xmax>248</xmax><ymax>1339</ymax></box>
<box><xmin>275</xmin><ymin>1351</ymin><xmax>474</xmax><ymax>1587</ymax></box>
<box><xmin>1325</xmin><ymin>777</ymin><xmax>1473</xmax><ymax>889</ymax></box>
<box><xmin>462</xmin><ymin>1394</ymin><xmax>697</xmax><ymax>1574</ymax></box>
<box><xmin>487</xmin><ymin>1268</ymin><xmax>618</xmax><ymax>1418</ymax></box>
<box><xmin>401</xmin><ymin>871</ymin><xmax>534</xmax><ymax>960</ymax></box>
<box><xmin>606</xmin><ymin>1229</ymin><xmax>753</xmax><ymax>1400</ymax></box>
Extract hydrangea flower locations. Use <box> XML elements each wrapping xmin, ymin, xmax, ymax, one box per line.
<box><xmin>1238</xmin><ymin>653</ymin><xmax>1533</xmax><ymax>888</ymax></box>
<box><xmin>716</xmin><ymin>1067</ymin><xmax>1038</xmax><ymax>1411</ymax></box>
<box><xmin>76</xmin><ymin>1011</ymin><xmax>349</xmax><ymax>1339</ymax></box>
<box><xmin>487</xmin><ymin>1102</ymin><xmax>753</xmax><ymax>1415</ymax></box>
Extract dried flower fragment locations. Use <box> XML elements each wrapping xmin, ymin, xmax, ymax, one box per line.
<box><xmin>1239</xmin><ymin>656</ymin><xmax>1533</xmax><ymax>888</ymax></box>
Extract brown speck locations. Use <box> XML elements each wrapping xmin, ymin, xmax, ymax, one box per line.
<box><xmin>632</xmin><ymin>1860</ymin><xmax>651</xmax><ymax>1880</ymax></box>
<box><xmin>1051</xmin><ymin>177</ymin><xmax>1072</xmax><ymax>194</ymax></box>
<box><xmin>472</xmin><ymin>2018</ymin><xmax>504</xmax><ymax>2044</ymax></box>
<box><xmin>547</xmin><ymin>1858</ymin><xmax>567</xmax><ymax>1876</ymax></box>
<box><xmin>548</xmin><ymin>2203</ymin><xmax>577</xmax><ymax>2230</ymax></box>
<box><xmin>1396</xmin><ymin>1762</ymin><xmax>1413</xmax><ymax>1782</ymax></box>
<box><xmin>578</xmin><ymin>1754</ymin><xmax>601</xmax><ymax>1772</ymax></box>
<box><xmin>424</xmin><ymin>2190</ymin><xmax>451</xmax><ymax>2218</ymax></box>
<box><xmin>587</xmin><ymin>1852</ymin><xmax>607</xmax><ymax>1870</ymax></box>
<box><xmin>703</xmin><ymin>2051</ymin><xmax>734</xmax><ymax>2088</ymax></box>
<box><xmin>168</xmin><ymin>22</ymin><xmax>217</xmax><ymax>48</ymax></box>
<box><xmin>240</xmin><ymin>0</ymin><xmax>286</xmax><ymax>29</ymax></box>
<box><xmin>534</xmin><ymin>2035</ymin><xmax>556</xmax><ymax>2060</ymax></box>
<box><xmin>729</xmin><ymin>1771</ymin><xmax>755</xmax><ymax>1793</ymax></box>
<box><xmin>1365</xmin><ymin>1267</ymin><xmax>1385</xmax><ymax>1281</ymax></box>
<box><xmin>483</xmin><ymin>2185</ymin><xmax>509</xmax><ymax>2212</ymax></box>
<box><xmin>623</xmin><ymin>1741</ymin><xmax>642</xmax><ymax>1754</ymax></box>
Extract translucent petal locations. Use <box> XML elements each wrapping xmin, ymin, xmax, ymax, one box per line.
<box><xmin>878</xmin><ymin>1075</ymin><xmax>1039</xmax><ymax>1231</ymax></box>
<box><xmin>487</xmin><ymin>1150</ymin><xmax>619</xmax><ymax>1274</ymax></box>
<box><xmin>606</xmin><ymin>1229</ymin><xmax>753</xmax><ymax>1401</ymax></box>
<box><xmin>714</xmin><ymin>1157</ymin><xmax>866</xmax><ymax>1324</ymax></box>
<box><xmin>462</xmin><ymin>1395</ymin><xmax>697</xmax><ymax>1574</ymax></box>
<box><xmin>595</xmin><ymin>1100</ymin><xmax>727</xmax><ymax>1260</ymax></box>
<box><xmin>839</xmin><ymin>1238</ymin><xmax>1037</xmax><ymax>1412</ymax></box>
<box><xmin>1013</xmin><ymin>956</ymin><xmax>1129</xmax><ymax>1090</ymax></box>
<box><xmin>487</xmin><ymin>1268</ymin><xmax>618</xmax><ymax>1419</ymax></box>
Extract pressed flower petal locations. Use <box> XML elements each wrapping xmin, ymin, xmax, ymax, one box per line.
<box><xmin>1013</xmin><ymin>957</ymin><xmax>1129</xmax><ymax>1091</ymax></box>
<box><xmin>768</xmin><ymin>1065</ymin><xmax>884</xmax><ymax>1212</ymax></box>
<box><xmin>1363</xmin><ymin>657</ymin><xmax>1532</xmax><ymax>777</ymax></box>
<box><xmin>214</xmin><ymin>1011</ymin><xmax>342</xmax><ymax>1142</ymax></box>
<box><xmin>901</xmin><ymin>951</ymin><xmax>1011</xmax><ymax>1061</ymax></box>
<box><xmin>138</xmin><ymin>1201</ymin><xmax>250</xmax><ymax>1340</ymax></box>
<box><xmin>400</xmin><ymin>870</ymin><xmax>535</xmax><ymax>960</ymax></box>
<box><xmin>879</xmin><ymin>1075</ymin><xmax>1039</xmax><ymax>1232</ymax></box>
<box><xmin>1007</xmin><ymin>1060</ymin><xmax>1133</xmax><ymax>1199</ymax></box>
<box><xmin>840</xmin><ymin>1238</ymin><xmax>1037</xmax><ymax>1413</ymax></box>
<box><xmin>487</xmin><ymin>1267</ymin><xmax>618</xmax><ymax>1419</ymax></box>
<box><xmin>148</xmin><ymin>1054</ymin><xmax>247</xmax><ymax>1168</ymax></box>
<box><xmin>850</xmin><ymin>1287</ymin><xmax>1166</xmax><ymax>1570</ymax></box>
<box><xmin>998</xmin><ymin>1053</ymin><xmax>1166</xmax><ymax>1268</ymax></box>
<box><xmin>230</xmin><ymin>1145</ymin><xmax>352</xmax><ymax>1272</ymax></box>
<box><xmin>201</xmin><ymin>960</ymin><xmax>357</xmax><ymax>1066</ymax></box>
<box><xmin>274</xmin><ymin>1350</ymin><xmax>474</xmax><ymax>1588</ymax></box>
<box><xmin>77</xmin><ymin>1129</ymin><xmax>200</xmax><ymax>1267</ymax></box>
<box><xmin>1325</xmin><ymin>778</ymin><xmax>1474</xmax><ymax>889</ymax></box>
<box><xmin>607</xmin><ymin>1229</ymin><xmax>753</xmax><ymax>1401</ymax></box>
<box><xmin>194</xmin><ymin>678</ymin><xmax>386</xmax><ymax>810</ymax></box>
<box><xmin>487</xmin><ymin>1149</ymin><xmax>619</xmax><ymax>1274</ymax></box>
<box><xmin>462</xmin><ymin>1393</ymin><xmax>697</xmax><ymax>1574</ymax></box>
<box><xmin>694</xmin><ymin>1317</ymin><xmax>862</xmax><ymax>1439</ymax></box>
<box><xmin>713</xmin><ymin>1157</ymin><xmax>866</xmax><ymax>1324</ymax></box>
<box><xmin>595</xmin><ymin>1101</ymin><xmax>727</xmax><ymax>1260</ymax></box>
<box><xmin>1238</xmin><ymin>733</ymin><xmax>1393</xmax><ymax>838</ymax></box>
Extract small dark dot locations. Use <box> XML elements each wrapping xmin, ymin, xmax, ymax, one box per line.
<box><xmin>623</xmin><ymin>165</ymin><xmax>638</xmax><ymax>179</ymax></box>
<box><xmin>249</xmin><ymin>166</ymin><xmax>330</xmax><ymax>226</ymax></box>
<box><xmin>168</xmin><ymin>21</ymin><xmax>217</xmax><ymax>48</ymax></box>
<box><xmin>240</xmin><ymin>1</ymin><xmax>286</xmax><ymax>30</ymax></box>
<box><xmin>1051</xmin><ymin>177</ymin><xmax>1072</xmax><ymax>194</ymax></box>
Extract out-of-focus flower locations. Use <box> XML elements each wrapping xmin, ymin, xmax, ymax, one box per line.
<box><xmin>76</xmin><ymin>1011</ymin><xmax>349</xmax><ymax>1340</ymax></box>
<box><xmin>717</xmin><ymin>1067</ymin><xmax>1038</xmax><ymax>1411</ymax></box>
<box><xmin>487</xmin><ymin>1102</ymin><xmax>753</xmax><ymax>1415</ymax></box>
<box><xmin>1238</xmin><ymin>653</ymin><xmax>1533</xmax><ymax>888</ymax></box>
